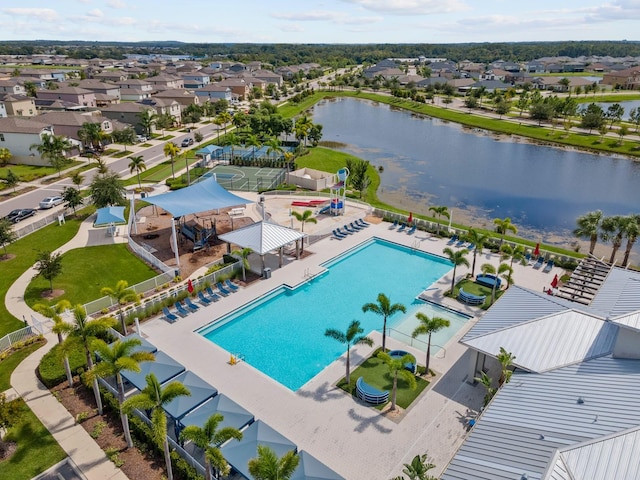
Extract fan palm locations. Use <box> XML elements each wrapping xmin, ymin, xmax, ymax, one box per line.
<box><xmin>128</xmin><ymin>155</ymin><xmax>146</xmax><ymax>188</ymax></box>
<box><xmin>442</xmin><ymin>247</ymin><xmax>470</xmax><ymax>294</ymax></box>
<box><xmin>621</xmin><ymin>215</ymin><xmax>640</xmax><ymax>268</ymax></box>
<box><xmin>600</xmin><ymin>215</ymin><xmax>625</xmax><ymax>264</ymax></box>
<box><xmin>86</xmin><ymin>338</ymin><xmax>154</xmax><ymax>448</ymax></box>
<box><xmin>362</xmin><ymin>293</ymin><xmax>406</xmax><ymax>352</ymax></box>
<box><xmin>122</xmin><ymin>374</ymin><xmax>191</xmax><ymax>480</ymax></box>
<box><xmin>377</xmin><ymin>351</ymin><xmax>417</xmax><ymax>411</ymax></box>
<box><xmin>248</xmin><ymin>445</ymin><xmax>299</xmax><ymax>480</ymax></box>
<box><xmin>428</xmin><ymin>206</ymin><xmax>450</xmax><ymax>236</ymax></box>
<box><xmin>246</xmin><ymin>134</ymin><xmax>261</xmax><ymax>160</ymax></box>
<box><xmin>573</xmin><ymin>210</ymin><xmax>603</xmax><ymax>254</ymax></box>
<box><xmin>30</xmin><ymin>133</ymin><xmax>72</xmax><ymax>176</ymax></box>
<box><xmin>325</xmin><ymin>320</ymin><xmax>374</xmax><ymax>384</ymax></box>
<box><xmin>411</xmin><ymin>314</ymin><xmax>450</xmax><ymax>376</ymax></box>
<box><xmin>33</xmin><ymin>300</ymin><xmax>73</xmax><ymax>386</ymax></box>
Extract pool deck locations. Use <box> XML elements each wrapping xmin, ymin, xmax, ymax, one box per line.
<box><xmin>140</xmin><ymin>214</ymin><xmax>564</xmax><ymax>479</ymax></box>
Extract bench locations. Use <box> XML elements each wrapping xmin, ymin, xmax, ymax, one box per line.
<box><xmin>229</xmin><ymin>207</ymin><xmax>245</xmax><ymax>217</ymax></box>
<box><xmin>356</xmin><ymin>377</ymin><xmax>389</xmax><ymax>405</ymax></box>
<box><xmin>475</xmin><ymin>274</ymin><xmax>501</xmax><ymax>289</ymax></box>
<box><xmin>458</xmin><ymin>288</ymin><xmax>486</xmax><ymax>306</ymax></box>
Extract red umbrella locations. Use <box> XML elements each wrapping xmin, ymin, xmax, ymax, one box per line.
<box><xmin>408</xmin><ymin>212</ymin><xmax>413</xmax><ymax>223</ymax></box>
<box><xmin>550</xmin><ymin>274</ymin><xmax>559</xmax><ymax>289</ymax></box>
<box><xmin>187</xmin><ymin>279</ymin><xmax>194</xmax><ymax>293</ymax></box>
<box><xmin>533</xmin><ymin>243</ymin><xmax>540</xmax><ymax>257</ymax></box>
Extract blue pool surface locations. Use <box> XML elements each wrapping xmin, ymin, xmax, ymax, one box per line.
<box><xmin>200</xmin><ymin>239</ymin><xmax>456</xmax><ymax>390</ymax></box>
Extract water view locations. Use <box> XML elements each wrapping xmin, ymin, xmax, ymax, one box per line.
<box><xmin>591</xmin><ymin>100</ymin><xmax>640</xmax><ymax>121</ymax></box>
<box><xmin>311</xmin><ymin>97</ymin><xmax>640</xmax><ymax>251</ymax></box>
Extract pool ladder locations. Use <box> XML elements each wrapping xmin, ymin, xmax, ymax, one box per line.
<box><xmin>303</xmin><ymin>268</ymin><xmax>312</xmax><ymax>280</ymax></box>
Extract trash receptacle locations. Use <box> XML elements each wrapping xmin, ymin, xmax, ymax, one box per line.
<box><xmin>263</xmin><ymin>267</ymin><xmax>271</xmax><ymax>279</ymax></box>
<box><xmin>141</xmin><ymin>192</ymin><xmax>147</xmax><ymax>198</ymax></box>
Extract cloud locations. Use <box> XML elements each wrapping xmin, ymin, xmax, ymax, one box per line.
<box><xmin>340</xmin><ymin>0</ymin><xmax>469</xmax><ymax>15</ymax></box>
<box><xmin>2</xmin><ymin>8</ymin><xmax>59</xmax><ymax>22</ymax></box>
<box><xmin>86</xmin><ymin>9</ymin><xmax>104</xmax><ymax>18</ymax></box>
<box><xmin>272</xmin><ymin>10</ymin><xmax>382</xmax><ymax>25</ymax></box>
<box><xmin>279</xmin><ymin>24</ymin><xmax>304</xmax><ymax>32</ymax></box>
<box><xmin>106</xmin><ymin>0</ymin><xmax>126</xmax><ymax>8</ymax></box>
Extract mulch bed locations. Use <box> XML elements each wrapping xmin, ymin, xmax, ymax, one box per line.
<box><xmin>52</xmin><ymin>379</ymin><xmax>166</xmax><ymax>480</ymax></box>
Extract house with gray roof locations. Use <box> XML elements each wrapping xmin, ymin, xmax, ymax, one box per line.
<box><xmin>100</xmin><ymin>103</ymin><xmax>155</xmax><ymax>135</ymax></box>
<box><xmin>37</xmin><ymin>87</ymin><xmax>97</xmax><ymax>108</ymax></box>
<box><xmin>0</xmin><ymin>116</ymin><xmax>54</xmax><ymax>164</ymax></box>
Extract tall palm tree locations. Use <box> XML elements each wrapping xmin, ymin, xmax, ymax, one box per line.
<box><xmin>30</xmin><ymin>133</ymin><xmax>73</xmax><ymax>176</ymax></box>
<box><xmin>128</xmin><ymin>155</ymin><xmax>146</xmax><ymax>188</ymax></box>
<box><xmin>122</xmin><ymin>374</ymin><xmax>191</xmax><ymax>480</ymax></box>
<box><xmin>464</xmin><ymin>228</ymin><xmax>488</xmax><ymax>276</ymax></box>
<box><xmin>621</xmin><ymin>215</ymin><xmax>640</xmax><ymax>268</ymax></box>
<box><xmin>248</xmin><ymin>445</ymin><xmax>299</xmax><ymax>480</ymax></box>
<box><xmin>411</xmin><ymin>313</ymin><xmax>450</xmax><ymax>376</ymax></box>
<box><xmin>86</xmin><ymin>338</ymin><xmax>154</xmax><ymax>448</ymax></box>
<box><xmin>496</xmin><ymin>347</ymin><xmax>516</xmax><ymax>387</ymax></box>
<box><xmin>291</xmin><ymin>210</ymin><xmax>316</xmax><ymax>254</ymax></box>
<box><xmin>294</xmin><ymin>115</ymin><xmax>313</xmax><ymax>146</ymax></box>
<box><xmin>442</xmin><ymin>247</ymin><xmax>470</xmax><ymax>294</ymax></box>
<box><xmin>325</xmin><ymin>320</ymin><xmax>374</xmax><ymax>384</ymax></box>
<box><xmin>33</xmin><ymin>300</ymin><xmax>73</xmax><ymax>387</ymax></box>
<box><xmin>480</xmin><ymin>262</ymin><xmax>511</xmax><ymax>304</ymax></box>
<box><xmin>137</xmin><ymin>108</ymin><xmax>157</xmax><ymax>138</ymax></box>
<box><xmin>362</xmin><ymin>293</ymin><xmax>406</xmax><ymax>352</ymax></box>
<box><xmin>215</xmin><ymin>111</ymin><xmax>232</xmax><ymax>137</ymax></box>
<box><xmin>245</xmin><ymin>134</ymin><xmax>261</xmax><ymax>160</ymax></box>
<box><xmin>232</xmin><ymin>247</ymin><xmax>253</xmax><ymax>282</ymax></box>
<box><xmin>57</xmin><ymin>305</ymin><xmax>117</xmax><ymax>415</ymax></box>
<box><xmin>377</xmin><ymin>351</ymin><xmax>417</xmax><ymax>411</ymax></box>
<box><xmin>493</xmin><ymin>217</ymin><xmax>517</xmax><ymax>247</ymax></box>
<box><xmin>77</xmin><ymin>122</ymin><xmax>107</xmax><ymax>151</ymax></box>
<box><xmin>600</xmin><ymin>215</ymin><xmax>625</xmax><ymax>264</ymax></box>
<box><xmin>573</xmin><ymin>210</ymin><xmax>603</xmax><ymax>254</ymax></box>
<box><xmin>226</xmin><ymin>132</ymin><xmax>239</xmax><ymax>162</ymax></box>
<box><xmin>180</xmin><ymin>413</ymin><xmax>243</xmax><ymax>480</ymax></box>
<box><xmin>428</xmin><ymin>206</ymin><xmax>450</xmax><ymax>236</ymax></box>
<box><xmin>163</xmin><ymin>142</ymin><xmax>180</xmax><ymax>179</ymax></box>
<box><xmin>499</xmin><ymin>244</ymin><xmax>525</xmax><ymax>287</ymax></box>
<box><xmin>264</xmin><ymin>137</ymin><xmax>284</xmax><ymax>162</ymax></box>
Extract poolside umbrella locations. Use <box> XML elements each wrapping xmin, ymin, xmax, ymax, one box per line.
<box><xmin>94</xmin><ymin>206</ymin><xmax>126</xmax><ymax>226</ymax></box>
<box><xmin>408</xmin><ymin>212</ymin><xmax>413</xmax><ymax>223</ymax></box>
<box><xmin>533</xmin><ymin>243</ymin><xmax>540</xmax><ymax>257</ymax></box>
<box><xmin>551</xmin><ymin>274</ymin><xmax>559</xmax><ymax>289</ymax></box>
<box><xmin>187</xmin><ymin>279</ymin><xmax>194</xmax><ymax>293</ymax></box>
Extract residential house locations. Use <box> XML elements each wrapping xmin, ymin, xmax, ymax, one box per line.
<box><xmin>36</xmin><ymin>111</ymin><xmax>114</xmax><ymax>143</ymax></box>
<box><xmin>93</xmin><ymin>71</ymin><xmax>129</xmax><ymax>83</ymax></box>
<box><xmin>18</xmin><ymin>68</ymin><xmax>55</xmax><ymax>81</ymax></box>
<box><xmin>180</xmin><ymin>71</ymin><xmax>210</xmax><ymax>89</ymax></box>
<box><xmin>115</xmin><ymin>79</ymin><xmax>153</xmax><ymax>93</ymax></box>
<box><xmin>0</xmin><ymin>80</ymin><xmax>26</xmax><ymax>95</ymax></box>
<box><xmin>526</xmin><ymin>60</ymin><xmax>546</xmax><ymax>73</ymax></box>
<box><xmin>193</xmin><ymin>84</ymin><xmax>235</xmax><ymax>103</ymax></box>
<box><xmin>0</xmin><ymin>102</ymin><xmax>6</xmax><ymax>118</ymax></box>
<box><xmin>147</xmin><ymin>74</ymin><xmax>184</xmax><ymax>90</ymax></box>
<box><xmin>75</xmin><ymin>80</ymin><xmax>121</xmax><ymax>105</ymax></box>
<box><xmin>37</xmin><ymin>87</ymin><xmax>97</xmax><ymax>108</ymax></box>
<box><xmin>138</xmin><ymin>98</ymin><xmax>182</xmax><ymax>123</ymax></box>
<box><xmin>0</xmin><ymin>116</ymin><xmax>54</xmax><ymax>165</ymax></box>
<box><xmin>119</xmin><ymin>88</ymin><xmax>152</xmax><ymax>102</ymax></box>
<box><xmin>466</xmin><ymin>79</ymin><xmax>510</xmax><ymax>94</ymax></box>
<box><xmin>153</xmin><ymin>89</ymin><xmax>200</xmax><ymax>107</ymax></box>
<box><xmin>100</xmin><ymin>103</ymin><xmax>156</xmax><ymax>135</ymax></box>
<box><xmin>216</xmin><ymin>78</ymin><xmax>251</xmax><ymax>100</ymax></box>
<box><xmin>602</xmin><ymin>67</ymin><xmax>640</xmax><ymax>89</ymax></box>
<box><xmin>0</xmin><ymin>94</ymin><xmax>37</xmax><ymax>117</ymax></box>
<box><xmin>248</xmin><ymin>69</ymin><xmax>283</xmax><ymax>86</ymax></box>
<box><xmin>480</xmin><ymin>69</ymin><xmax>509</xmax><ymax>81</ymax></box>
<box><xmin>228</xmin><ymin>63</ymin><xmax>247</xmax><ymax>73</ymax></box>
<box><xmin>531</xmin><ymin>76</ymin><xmax>593</xmax><ymax>91</ymax></box>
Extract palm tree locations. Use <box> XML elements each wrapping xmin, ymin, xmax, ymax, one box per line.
<box><xmin>474</xmin><ymin>371</ymin><xmax>496</xmax><ymax>407</ymax></box>
<box><xmin>77</xmin><ymin>122</ymin><xmax>107</xmax><ymax>151</ymax></box>
<box><xmin>57</xmin><ymin>305</ymin><xmax>117</xmax><ymax>415</ymax></box>
<box><xmin>264</xmin><ymin>137</ymin><xmax>284</xmax><ymax>162</ymax></box>
<box><xmin>600</xmin><ymin>215</ymin><xmax>625</xmax><ymax>264</ymax></box>
<box><xmin>496</xmin><ymin>347</ymin><xmax>516</xmax><ymax>387</ymax></box>
<box><xmin>232</xmin><ymin>247</ymin><xmax>253</xmax><ymax>282</ymax></box>
<box><xmin>621</xmin><ymin>215</ymin><xmax>640</xmax><ymax>268</ymax></box>
<box><xmin>480</xmin><ymin>262</ymin><xmax>511</xmax><ymax>304</ymax></box>
<box><xmin>377</xmin><ymin>351</ymin><xmax>417</xmax><ymax>411</ymax></box>
<box><xmin>101</xmin><ymin>280</ymin><xmax>139</xmax><ymax>305</ymax></box>
<box><xmin>245</xmin><ymin>134</ymin><xmax>261</xmax><ymax>160</ymax></box>
<box><xmin>86</xmin><ymin>338</ymin><xmax>154</xmax><ymax>448</ymax></box>
<box><xmin>499</xmin><ymin>244</ymin><xmax>525</xmax><ymax>287</ymax></box>
<box><xmin>215</xmin><ymin>111</ymin><xmax>232</xmax><ymax>137</ymax></box>
<box><xmin>362</xmin><ymin>293</ymin><xmax>406</xmax><ymax>352</ymax></box>
<box><xmin>33</xmin><ymin>300</ymin><xmax>73</xmax><ymax>386</ymax></box>
<box><xmin>464</xmin><ymin>228</ymin><xmax>488</xmax><ymax>277</ymax></box>
<box><xmin>163</xmin><ymin>142</ymin><xmax>180</xmax><ymax>179</ymax></box>
<box><xmin>137</xmin><ymin>108</ymin><xmax>157</xmax><ymax>138</ymax></box>
<box><xmin>128</xmin><ymin>155</ymin><xmax>146</xmax><ymax>188</ymax></box>
<box><xmin>442</xmin><ymin>247</ymin><xmax>470</xmax><ymax>294</ymax></box>
<box><xmin>122</xmin><ymin>374</ymin><xmax>191</xmax><ymax>480</ymax></box>
<box><xmin>294</xmin><ymin>115</ymin><xmax>313</xmax><ymax>146</ymax></box>
<box><xmin>401</xmin><ymin>453</ymin><xmax>437</xmax><ymax>480</ymax></box>
<box><xmin>291</xmin><ymin>210</ymin><xmax>316</xmax><ymax>254</ymax></box>
<box><xmin>248</xmin><ymin>445</ymin><xmax>299</xmax><ymax>480</ymax></box>
<box><xmin>226</xmin><ymin>132</ymin><xmax>239</xmax><ymax>162</ymax></box>
<box><xmin>325</xmin><ymin>320</ymin><xmax>374</xmax><ymax>384</ymax></box>
<box><xmin>411</xmin><ymin>313</ymin><xmax>450</xmax><ymax>376</ymax></box>
<box><xmin>573</xmin><ymin>210</ymin><xmax>603</xmax><ymax>254</ymax></box>
<box><xmin>428</xmin><ymin>206</ymin><xmax>450</xmax><ymax>236</ymax></box>
<box><xmin>30</xmin><ymin>133</ymin><xmax>73</xmax><ymax>176</ymax></box>
<box><xmin>493</xmin><ymin>217</ymin><xmax>517</xmax><ymax>247</ymax></box>
<box><xmin>180</xmin><ymin>413</ymin><xmax>243</xmax><ymax>480</ymax></box>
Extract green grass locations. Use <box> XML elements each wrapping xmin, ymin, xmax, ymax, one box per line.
<box><xmin>0</xmin><ymin>164</ymin><xmax>61</xmax><ymax>182</ymax></box>
<box><xmin>337</xmin><ymin>351</ymin><xmax>430</xmax><ymax>410</ymax></box>
<box><xmin>0</xmin><ymin>340</ymin><xmax>45</xmax><ymax>391</ymax></box>
<box><xmin>0</xmin><ymin>398</ymin><xmax>67</xmax><ymax>479</ymax></box>
<box><xmin>24</xmin><ymin>244</ymin><xmax>158</xmax><ymax>308</ymax></box>
<box><xmin>110</xmin><ymin>150</ymin><xmax>130</xmax><ymax>158</ymax></box>
<box><xmin>453</xmin><ymin>279</ymin><xmax>504</xmax><ymax>309</ymax></box>
<box><xmin>0</xmin><ymin>211</ymin><xmax>88</xmax><ymax>337</ymax></box>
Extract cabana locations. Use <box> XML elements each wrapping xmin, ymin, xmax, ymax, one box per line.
<box><xmin>221</xmin><ymin>420</ymin><xmax>297</xmax><ymax>479</ymax></box>
<box><xmin>290</xmin><ymin>451</ymin><xmax>344</xmax><ymax>480</ymax></box>
<box><xmin>162</xmin><ymin>370</ymin><xmax>218</xmax><ymax>422</ymax></box>
<box><xmin>121</xmin><ymin>351</ymin><xmax>185</xmax><ymax>392</ymax></box>
<box><xmin>196</xmin><ymin>145</ymin><xmax>223</xmax><ymax>165</ymax></box>
<box><xmin>143</xmin><ymin>177</ymin><xmax>252</xmax><ymax>273</ymax></box>
<box><xmin>218</xmin><ymin>221</ymin><xmax>306</xmax><ymax>275</ymax></box>
<box><xmin>179</xmin><ymin>393</ymin><xmax>254</xmax><ymax>435</ymax></box>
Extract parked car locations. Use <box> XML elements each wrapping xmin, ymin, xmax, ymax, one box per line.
<box><xmin>136</xmin><ymin>135</ymin><xmax>147</xmax><ymax>143</ymax></box>
<box><xmin>181</xmin><ymin>137</ymin><xmax>194</xmax><ymax>147</ymax></box>
<box><xmin>80</xmin><ymin>148</ymin><xmax>97</xmax><ymax>157</ymax></box>
<box><xmin>39</xmin><ymin>196</ymin><xmax>64</xmax><ymax>209</ymax></box>
<box><xmin>4</xmin><ymin>208</ymin><xmax>37</xmax><ymax>224</ymax></box>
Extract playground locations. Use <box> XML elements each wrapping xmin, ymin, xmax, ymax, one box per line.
<box><xmin>206</xmin><ymin>165</ymin><xmax>287</xmax><ymax>192</ymax></box>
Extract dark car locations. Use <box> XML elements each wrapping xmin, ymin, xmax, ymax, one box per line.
<box><xmin>4</xmin><ymin>208</ymin><xmax>37</xmax><ymax>224</ymax></box>
<box><xmin>181</xmin><ymin>137</ymin><xmax>194</xmax><ymax>147</ymax></box>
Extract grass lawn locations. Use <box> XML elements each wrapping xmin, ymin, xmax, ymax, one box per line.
<box><xmin>0</xmin><ymin>340</ymin><xmax>45</xmax><ymax>391</ymax></box>
<box><xmin>0</xmin><ymin>398</ymin><xmax>67</xmax><ymax>480</ymax></box>
<box><xmin>0</xmin><ymin>164</ymin><xmax>60</xmax><ymax>182</ymax></box>
<box><xmin>337</xmin><ymin>351</ymin><xmax>430</xmax><ymax>410</ymax></box>
<box><xmin>110</xmin><ymin>150</ymin><xmax>130</xmax><ymax>158</ymax></box>
<box><xmin>0</xmin><ymin>212</ymin><xmax>87</xmax><ymax>337</ymax></box>
<box><xmin>24</xmin><ymin>244</ymin><xmax>158</xmax><ymax>308</ymax></box>
<box><xmin>454</xmin><ymin>279</ymin><xmax>504</xmax><ymax>309</ymax></box>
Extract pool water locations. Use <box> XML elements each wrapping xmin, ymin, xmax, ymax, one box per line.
<box><xmin>200</xmin><ymin>239</ymin><xmax>463</xmax><ymax>390</ymax></box>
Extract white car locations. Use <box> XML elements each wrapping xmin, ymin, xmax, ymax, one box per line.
<box><xmin>39</xmin><ymin>196</ymin><xmax>64</xmax><ymax>209</ymax></box>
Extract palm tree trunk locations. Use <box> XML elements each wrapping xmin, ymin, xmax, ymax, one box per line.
<box><xmin>205</xmin><ymin>461</ymin><xmax>212</xmax><ymax>480</ymax></box>
<box><xmin>117</xmin><ymin>374</ymin><xmax>134</xmax><ymax>448</ymax></box>
<box><xmin>472</xmin><ymin>250</ymin><xmax>477</xmax><ymax>277</ymax></box>
<box><xmin>64</xmin><ymin>357</ymin><xmax>73</xmax><ymax>387</ymax></box>
<box><xmin>450</xmin><ymin>266</ymin><xmax>457</xmax><ymax>293</ymax></box>
<box><xmin>491</xmin><ymin>283</ymin><xmax>497</xmax><ymax>304</ymax></box>
<box><xmin>590</xmin><ymin>234</ymin><xmax>597</xmax><ymax>254</ymax></box>
<box><xmin>163</xmin><ymin>437</ymin><xmax>174</xmax><ymax>480</ymax></box>
<box><xmin>170</xmin><ymin>159</ymin><xmax>175</xmax><ymax>179</ymax></box>
<box><xmin>425</xmin><ymin>334</ymin><xmax>432</xmax><ymax>375</ymax></box>
<box><xmin>610</xmin><ymin>240</ymin><xmax>622</xmax><ymax>264</ymax></box>
<box><xmin>346</xmin><ymin>348</ymin><xmax>351</xmax><ymax>384</ymax></box>
<box><xmin>382</xmin><ymin>318</ymin><xmax>387</xmax><ymax>352</ymax></box>
<box><xmin>622</xmin><ymin>240</ymin><xmax>635</xmax><ymax>267</ymax></box>
<box><xmin>391</xmin><ymin>375</ymin><xmax>398</xmax><ymax>410</ymax></box>
<box><xmin>86</xmin><ymin>352</ymin><xmax>103</xmax><ymax>415</ymax></box>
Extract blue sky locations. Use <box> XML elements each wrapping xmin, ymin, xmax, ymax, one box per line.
<box><xmin>1</xmin><ymin>0</ymin><xmax>639</xmax><ymax>44</ymax></box>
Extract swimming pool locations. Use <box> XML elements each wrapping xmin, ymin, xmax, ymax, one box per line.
<box><xmin>200</xmin><ymin>238</ymin><xmax>463</xmax><ymax>390</ymax></box>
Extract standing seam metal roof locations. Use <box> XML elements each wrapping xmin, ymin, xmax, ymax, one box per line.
<box><xmin>218</xmin><ymin>221</ymin><xmax>305</xmax><ymax>255</ymax></box>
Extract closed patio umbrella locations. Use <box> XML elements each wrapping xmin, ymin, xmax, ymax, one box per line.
<box><xmin>533</xmin><ymin>243</ymin><xmax>540</xmax><ymax>257</ymax></box>
<box><xmin>551</xmin><ymin>274</ymin><xmax>559</xmax><ymax>289</ymax></box>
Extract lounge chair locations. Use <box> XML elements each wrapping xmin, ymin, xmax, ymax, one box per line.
<box><xmin>217</xmin><ymin>282</ymin><xmax>233</xmax><ymax>296</ymax></box>
<box><xmin>332</xmin><ymin>229</ymin><xmax>346</xmax><ymax>240</ymax></box>
<box><xmin>225</xmin><ymin>279</ymin><xmax>240</xmax><ymax>292</ymax></box>
<box><xmin>467</xmin><ymin>243</ymin><xmax>475</xmax><ymax>251</ymax></box>
<box><xmin>198</xmin><ymin>291</ymin><xmax>212</xmax><ymax>305</ymax></box>
<box><xmin>397</xmin><ymin>222</ymin><xmax>407</xmax><ymax>233</ymax></box>
<box><xmin>162</xmin><ymin>307</ymin><xmax>179</xmax><ymax>323</ymax></box>
<box><xmin>175</xmin><ymin>301</ymin><xmax>190</xmax><ymax>317</ymax></box>
<box><xmin>343</xmin><ymin>224</ymin><xmax>357</xmax><ymax>234</ymax></box>
<box><xmin>336</xmin><ymin>227</ymin><xmax>351</xmax><ymax>236</ymax></box>
<box><xmin>447</xmin><ymin>234</ymin><xmax>458</xmax><ymax>245</ymax></box>
<box><xmin>350</xmin><ymin>222</ymin><xmax>363</xmax><ymax>231</ymax></box>
<box><xmin>543</xmin><ymin>259</ymin><xmax>554</xmax><ymax>273</ymax></box>
<box><xmin>455</xmin><ymin>239</ymin><xmax>466</xmax><ymax>248</ymax></box>
<box><xmin>205</xmin><ymin>287</ymin><xmax>221</xmax><ymax>302</ymax></box>
<box><xmin>357</xmin><ymin>218</ymin><xmax>370</xmax><ymax>227</ymax></box>
<box><xmin>184</xmin><ymin>297</ymin><xmax>200</xmax><ymax>312</ymax></box>
<box><xmin>524</xmin><ymin>252</ymin><xmax>532</xmax><ymax>264</ymax></box>
<box><xmin>389</xmin><ymin>220</ymin><xmax>398</xmax><ymax>229</ymax></box>
<box><xmin>407</xmin><ymin>224</ymin><xmax>417</xmax><ymax>235</ymax></box>
<box><xmin>533</xmin><ymin>256</ymin><xmax>544</xmax><ymax>269</ymax></box>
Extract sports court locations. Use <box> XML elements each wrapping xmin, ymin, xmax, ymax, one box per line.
<box><xmin>205</xmin><ymin>165</ymin><xmax>287</xmax><ymax>192</ymax></box>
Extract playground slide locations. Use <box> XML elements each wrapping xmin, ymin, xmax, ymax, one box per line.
<box><xmin>318</xmin><ymin>206</ymin><xmax>330</xmax><ymax>214</ymax></box>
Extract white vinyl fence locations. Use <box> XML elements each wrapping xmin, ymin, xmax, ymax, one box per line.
<box><xmin>0</xmin><ymin>320</ymin><xmax>46</xmax><ymax>356</ymax></box>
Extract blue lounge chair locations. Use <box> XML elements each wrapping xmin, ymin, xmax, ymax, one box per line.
<box><xmin>217</xmin><ymin>282</ymin><xmax>232</xmax><ymax>296</ymax></box>
<box><xmin>357</xmin><ymin>218</ymin><xmax>370</xmax><ymax>227</ymax></box>
<box><xmin>543</xmin><ymin>259</ymin><xmax>554</xmax><ymax>273</ymax></box>
<box><xmin>343</xmin><ymin>224</ymin><xmax>357</xmax><ymax>234</ymax></box>
<box><xmin>524</xmin><ymin>252</ymin><xmax>532</xmax><ymax>264</ymax></box>
<box><xmin>225</xmin><ymin>279</ymin><xmax>240</xmax><ymax>292</ymax></box>
<box><xmin>332</xmin><ymin>229</ymin><xmax>345</xmax><ymax>240</ymax></box>
<box><xmin>175</xmin><ymin>301</ymin><xmax>190</xmax><ymax>317</ymax></box>
<box><xmin>184</xmin><ymin>297</ymin><xmax>200</xmax><ymax>312</ymax></box>
<box><xmin>336</xmin><ymin>227</ymin><xmax>351</xmax><ymax>236</ymax></box>
<box><xmin>198</xmin><ymin>291</ymin><xmax>212</xmax><ymax>305</ymax></box>
<box><xmin>455</xmin><ymin>239</ymin><xmax>466</xmax><ymax>248</ymax></box>
<box><xmin>467</xmin><ymin>243</ymin><xmax>475</xmax><ymax>251</ymax></box>
<box><xmin>397</xmin><ymin>222</ymin><xmax>407</xmax><ymax>233</ymax></box>
<box><xmin>162</xmin><ymin>307</ymin><xmax>179</xmax><ymax>323</ymax></box>
<box><xmin>447</xmin><ymin>234</ymin><xmax>458</xmax><ymax>245</ymax></box>
<box><xmin>389</xmin><ymin>220</ymin><xmax>398</xmax><ymax>229</ymax></box>
<box><xmin>205</xmin><ymin>287</ymin><xmax>221</xmax><ymax>302</ymax></box>
<box><xmin>407</xmin><ymin>224</ymin><xmax>417</xmax><ymax>235</ymax></box>
<box><xmin>350</xmin><ymin>222</ymin><xmax>363</xmax><ymax>231</ymax></box>
<box><xmin>533</xmin><ymin>256</ymin><xmax>544</xmax><ymax>269</ymax></box>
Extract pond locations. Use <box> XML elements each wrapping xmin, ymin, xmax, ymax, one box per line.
<box><xmin>310</xmin><ymin>97</ymin><xmax>640</xmax><ymax>257</ymax></box>
<box><xmin>589</xmin><ymin>100</ymin><xmax>640</xmax><ymax>121</ymax></box>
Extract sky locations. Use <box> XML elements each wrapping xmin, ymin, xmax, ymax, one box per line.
<box><xmin>1</xmin><ymin>0</ymin><xmax>639</xmax><ymax>44</ymax></box>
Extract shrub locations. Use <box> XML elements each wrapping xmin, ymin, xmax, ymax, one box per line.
<box><xmin>75</xmin><ymin>411</ymin><xmax>89</xmax><ymax>423</ymax></box>
<box><xmin>91</xmin><ymin>421</ymin><xmax>107</xmax><ymax>439</ymax></box>
<box><xmin>105</xmin><ymin>447</ymin><xmax>124</xmax><ymax>467</ymax></box>
<box><xmin>38</xmin><ymin>343</ymin><xmax>86</xmax><ymax>388</ymax></box>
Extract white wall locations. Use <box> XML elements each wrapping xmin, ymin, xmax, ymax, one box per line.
<box><xmin>0</xmin><ymin>131</ymin><xmax>45</xmax><ymax>157</ymax></box>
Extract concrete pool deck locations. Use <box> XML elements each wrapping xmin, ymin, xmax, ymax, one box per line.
<box><xmin>139</xmin><ymin>215</ymin><xmax>564</xmax><ymax>479</ymax></box>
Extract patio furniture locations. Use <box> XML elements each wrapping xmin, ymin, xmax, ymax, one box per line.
<box><xmin>458</xmin><ymin>288</ymin><xmax>486</xmax><ymax>306</ymax></box>
<box><xmin>175</xmin><ymin>302</ymin><xmax>190</xmax><ymax>317</ymax></box>
<box><xmin>217</xmin><ymin>282</ymin><xmax>233</xmax><ymax>296</ymax></box>
<box><xmin>475</xmin><ymin>274</ymin><xmax>502</xmax><ymax>289</ymax></box>
<box><xmin>447</xmin><ymin>234</ymin><xmax>458</xmax><ymax>245</ymax></box>
<box><xmin>198</xmin><ymin>291</ymin><xmax>212</xmax><ymax>305</ymax></box>
<box><xmin>332</xmin><ymin>229</ymin><xmax>346</xmax><ymax>240</ymax></box>
<box><xmin>407</xmin><ymin>224</ymin><xmax>417</xmax><ymax>235</ymax></box>
<box><xmin>344</xmin><ymin>224</ymin><xmax>357</xmax><ymax>234</ymax></box>
<box><xmin>532</xmin><ymin>256</ymin><xmax>544</xmax><ymax>269</ymax></box>
<box><xmin>357</xmin><ymin>218</ymin><xmax>370</xmax><ymax>227</ymax></box>
<box><xmin>356</xmin><ymin>377</ymin><xmax>389</xmax><ymax>405</ymax></box>
<box><xmin>162</xmin><ymin>307</ymin><xmax>179</xmax><ymax>323</ymax></box>
<box><xmin>225</xmin><ymin>279</ymin><xmax>240</xmax><ymax>292</ymax></box>
<box><xmin>397</xmin><ymin>222</ymin><xmax>407</xmax><ymax>233</ymax></box>
<box><xmin>205</xmin><ymin>287</ymin><xmax>221</xmax><ymax>302</ymax></box>
<box><xmin>543</xmin><ymin>259</ymin><xmax>555</xmax><ymax>273</ymax></box>
<box><xmin>389</xmin><ymin>220</ymin><xmax>398</xmax><ymax>229</ymax></box>
<box><xmin>184</xmin><ymin>297</ymin><xmax>200</xmax><ymax>312</ymax></box>
<box><xmin>388</xmin><ymin>350</ymin><xmax>417</xmax><ymax>373</ymax></box>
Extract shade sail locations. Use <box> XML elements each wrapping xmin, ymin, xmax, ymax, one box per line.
<box><xmin>218</xmin><ymin>221</ymin><xmax>305</xmax><ymax>255</ymax></box>
<box><xmin>145</xmin><ymin>176</ymin><xmax>251</xmax><ymax>218</ymax></box>
<box><xmin>291</xmin><ymin>451</ymin><xmax>344</xmax><ymax>480</ymax></box>
<box><xmin>121</xmin><ymin>351</ymin><xmax>185</xmax><ymax>391</ymax></box>
<box><xmin>221</xmin><ymin>420</ymin><xmax>296</xmax><ymax>479</ymax></box>
<box><xmin>179</xmin><ymin>393</ymin><xmax>254</xmax><ymax>432</ymax></box>
<box><xmin>95</xmin><ymin>206</ymin><xmax>126</xmax><ymax>226</ymax></box>
<box><xmin>109</xmin><ymin>334</ymin><xmax>157</xmax><ymax>354</ymax></box>
<box><xmin>162</xmin><ymin>370</ymin><xmax>217</xmax><ymax>421</ymax></box>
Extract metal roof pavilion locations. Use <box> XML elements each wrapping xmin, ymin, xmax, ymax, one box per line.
<box><xmin>218</xmin><ymin>221</ymin><xmax>305</xmax><ymax>256</ymax></box>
